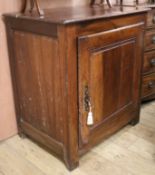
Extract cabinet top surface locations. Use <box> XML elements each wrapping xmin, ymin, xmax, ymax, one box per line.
<box><xmin>4</xmin><ymin>6</ymin><xmax>149</xmax><ymax>25</ymax></box>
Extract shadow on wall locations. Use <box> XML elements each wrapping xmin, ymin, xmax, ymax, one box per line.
<box><xmin>0</xmin><ymin>0</ymin><xmax>23</xmax><ymax>141</ymax></box>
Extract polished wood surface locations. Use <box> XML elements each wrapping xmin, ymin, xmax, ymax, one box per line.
<box><xmin>0</xmin><ymin>101</ymin><xmax>155</xmax><ymax>175</ymax></box>
<box><xmin>142</xmin><ymin>73</ymin><xmax>155</xmax><ymax>100</ymax></box>
<box><xmin>142</xmin><ymin>6</ymin><xmax>155</xmax><ymax>101</ymax></box>
<box><xmin>4</xmin><ymin>6</ymin><xmax>149</xmax><ymax>24</ymax></box>
<box><xmin>146</xmin><ymin>8</ymin><xmax>155</xmax><ymax>27</ymax></box>
<box><xmin>145</xmin><ymin>29</ymin><xmax>155</xmax><ymax>51</ymax></box>
<box><xmin>143</xmin><ymin>50</ymin><xmax>155</xmax><ymax>74</ymax></box>
<box><xmin>4</xmin><ymin>6</ymin><xmax>147</xmax><ymax>170</ymax></box>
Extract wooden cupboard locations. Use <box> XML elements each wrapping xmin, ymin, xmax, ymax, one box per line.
<box><xmin>4</xmin><ymin>6</ymin><xmax>147</xmax><ymax>170</ymax></box>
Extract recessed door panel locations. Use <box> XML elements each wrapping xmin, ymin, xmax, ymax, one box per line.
<box><xmin>90</xmin><ymin>41</ymin><xmax>134</xmax><ymax>125</ymax></box>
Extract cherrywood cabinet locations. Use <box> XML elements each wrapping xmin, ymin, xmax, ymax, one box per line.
<box><xmin>4</xmin><ymin>6</ymin><xmax>147</xmax><ymax>170</ymax></box>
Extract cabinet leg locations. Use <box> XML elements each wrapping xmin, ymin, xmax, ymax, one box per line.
<box><xmin>64</xmin><ymin>158</ymin><xmax>79</xmax><ymax>171</ymax></box>
<box><xmin>18</xmin><ymin>127</ymin><xmax>26</xmax><ymax>139</ymax></box>
<box><xmin>19</xmin><ymin>132</ymin><xmax>26</xmax><ymax>139</ymax></box>
<box><xmin>129</xmin><ymin>117</ymin><xmax>140</xmax><ymax>126</ymax></box>
<box><xmin>63</xmin><ymin>149</ymin><xmax>79</xmax><ymax>171</ymax></box>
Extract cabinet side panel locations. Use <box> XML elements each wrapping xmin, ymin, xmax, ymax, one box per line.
<box><xmin>12</xmin><ymin>31</ymin><xmax>64</xmax><ymax>143</ymax></box>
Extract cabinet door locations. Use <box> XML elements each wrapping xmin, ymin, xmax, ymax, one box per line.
<box><xmin>78</xmin><ymin>23</ymin><xmax>144</xmax><ymax>149</ymax></box>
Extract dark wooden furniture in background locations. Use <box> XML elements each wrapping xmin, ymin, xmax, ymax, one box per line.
<box><xmin>116</xmin><ymin>0</ymin><xmax>139</xmax><ymax>6</ymax></box>
<box><xmin>115</xmin><ymin>3</ymin><xmax>155</xmax><ymax>100</ymax></box>
<box><xmin>90</xmin><ymin>0</ymin><xmax>112</xmax><ymax>7</ymax></box>
<box><xmin>142</xmin><ymin>5</ymin><xmax>155</xmax><ymax>101</ymax></box>
<box><xmin>4</xmin><ymin>6</ymin><xmax>147</xmax><ymax>170</ymax></box>
<box><xmin>22</xmin><ymin>0</ymin><xmax>44</xmax><ymax>16</ymax></box>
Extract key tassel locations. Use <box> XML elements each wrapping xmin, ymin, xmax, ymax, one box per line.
<box><xmin>87</xmin><ymin>102</ymin><xmax>94</xmax><ymax>126</ymax></box>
